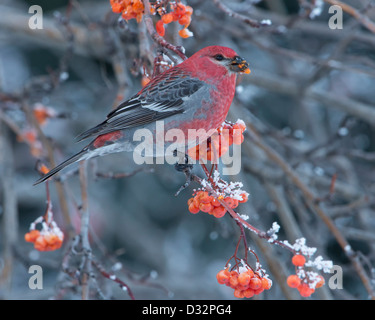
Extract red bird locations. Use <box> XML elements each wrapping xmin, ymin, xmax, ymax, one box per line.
<box><xmin>34</xmin><ymin>46</ymin><xmax>250</xmax><ymax>184</ymax></box>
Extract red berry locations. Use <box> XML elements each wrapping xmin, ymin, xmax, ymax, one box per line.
<box><xmin>287</xmin><ymin>275</ymin><xmax>301</xmax><ymax>288</ymax></box>
<box><xmin>261</xmin><ymin>277</ymin><xmax>272</xmax><ymax>290</ymax></box>
<box><xmin>229</xmin><ymin>271</ymin><xmax>239</xmax><ymax>288</ymax></box>
<box><xmin>239</xmin><ymin>193</ymin><xmax>248</xmax><ymax>203</ymax></box>
<box><xmin>315</xmin><ymin>275</ymin><xmax>325</xmax><ymax>288</ymax></box>
<box><xmin>156</xmin><ymin>20</ymin><xmax>165</xmax><ymax>36</ymax></box>
<box><xmin>212</xmin><ymin>206</ymin><xmax>227</xmax><ymax>218</ymax></box>
<box><xmin>161</xmin><ymin>13</ymin><xmax>174</xmax><ymax>24</ymax></box>
<box><xmin>254</xmin><ymin>287</ymin><xmax>264</xmax><ymax>295</ymax></box>
<box><xmin>199</xmin><ymin>202</ymin><xmax>213</xmax><ymax>213</ymax></box>
<box><xmin>211</xmin><ymin>197</ymin><xmax>221</xmax><ymax>207</ymax></box>
<box><xmin>243</xmin><ymin>288</ymin><xmax>255</xmax><ymax>298</ymax></box>
<box><xmin>292</xmin><ymin>254</ymin><xmax>306</xmax><ymax>267</ymax></box>
<box><xmin>238</xmin><ymin>272</ymin><xmax>251</xmax><ymax>286</ymax></box>
<box><xmin>233</xmin><ymin>289</ymin><xmax>244</xmax><ymax>298</ymax></box>
<box><xmin>246</xmin><ymin>269</ymin><xmax>254</xmax><ymax>278</ymax></box>
<box><xmin>224</xmin><ymin>197</ymin><xmax>238</xmax><ymax>209</ymax></box>
<box><xmin>298</xmin><ymin>283</ymin><xmax>315</xmax><ymax>297</ymax></box>
<box><xmin>249</xmin><ymin>277</ymin><xmax>262</xmax><ymax>290</ymax></box>
<box><xmin>188</xmin><ymin>203</ymin><xmax>200</xmax><ymax>214</ymax></box>
<box><xmin>179</xmin><ymin>15</ymin><xmax>191</xmax><ymax>26</ymax></box>
<box><xmin>216</xmin><ymin>269</ymin><xmax>230</xmax><ymax>284</ymax></box>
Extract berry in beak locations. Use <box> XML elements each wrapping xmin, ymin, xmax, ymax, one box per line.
<box><xmin>230</xmin><ymin>56</ymin><xmax>250</xmax><ymax>74</ymax></box>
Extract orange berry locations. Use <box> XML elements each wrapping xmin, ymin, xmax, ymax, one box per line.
<box><xmin>132</xmin><ymin>0</ymin><xmax>144</xmax><ymax>13</ymax></box>
<box><xmin>292</xmin><ymin>254</ymin><xmax>306</xmax><ymax>267</ymax></box>
<box><xmin>216</xmin><ymin>269</ymin><xmax>230</xmax><ymax>285</ymax></box>
<box><xmin>33</xmin><ymin>105</ymin><xmax>54</xmax><ymax>126</ymax></box>
<box><xmin>199</xmin><ymin>202</ymin><xmax>213</xmax><ymax>213</ymax></box>
<box><xmin>261</xmin><ymin>277</ymin><xmax>272</xmax><ymax>290</ymax></box>
<box><xmin>136</xmin><ymin>13</ymin><xmax>143</xmax><ymax>23</ymax></box>
<box><xmin>39</xmin><ymin>164</ymin><xmax>50</xmax><ymax>175</ymax></box>
<box><xmin>224</xmin><ymin>197</ymin><xmax>238</xmax><ymax>209</ymax></box>
<box><xmin>212</xmin><ymin>206</ymin><xmax>227</xmax><ymax>218</ymax></box>
<box><xmin>229</xmin><ymin>271</ymin><xmax>239</xmax><ymax>288</ymax></box>
<box><xmin>111</xmin><ymin>2</ymin><xmax>124</xmax><ymax>13</ymax></box>
<box><xmin>287</xmin><ymin>275</ymin><xmax>301</xmax><ymax>288</ymax></box>
<box><xmin>161</xmin><ymin>12</ymin><xmax>174</xmax><ymax>24</ymax></box>
<box><xmin>233</xmin><ymin>122</ymin><xmax>246</xmax><ymax>133</ymax></box>
<box><xmin>315</xmin><ymin>275</ymin><xmax>325</xmax><ymax>288</ymax></box>
<box><xmin>141</xmin><ymin>76</ymin><xmax>150</xmax><ymax>87</ymax></box>
<box><xmin>233</xmin><ymin>289</ymin><xmax>244</xmax><ymax>298</ymax></box>
<box><xmin>25</xmin><ymin>230</ymin><xmax>40</xmax><ymax>243</ymax></box>
<box><xmin>155</xmin><ymin>20</ymin><xmax>165</xmax><ymax>36</ymax></box>
<box><xmin>179</xmin><ymin>15</ymin><xmax>191</xmax><ymax>26</ymax></box>
<box><xmin>34</xmin><ymin>236</ymin><xmax>48</xmax><ymax>251</ymax></box>
<box><xmin>233</xmin><ymin>132</ymin><xmax>244</xmax><ymax>145</ymax></box>
<box><xmin>188</xmin><ymin>203</ymin><xmax>200</xmax><ymax>214</ymax></box>
<box><xmin>249</xmin><ymin>277</ymin><xmax>262</xmax><ymax>290</ymax></box>
<box><xmin>200</xmin><ymin>195</ymin><xmax>213</xmax><ymax>204</ymax></box>
<box><xmin>298</xmin><ymin>283</ymin><xmax>315</xmax><ymax>297</ymax></box>
<box><xmin>254</xmin><ymin>287</ymin><xmax>264</xmax><ymax>295</ymax></box>
<box><xmin>192</xmin><ymin>197</ymin><xmax>200</xmax><ymax>208</ymax></box>
<box><xmin>238</xmin><ymin>272</ymin><xmax>251</xmax><ymax>286</ymax></box>
<box><xmin>122</xmin><ymin>11</ymin><xmax>137</xmax><ymax>20</ymax></box>
<box><xmin>243</xmin><ymin>288</ymin><xmax>255</xmax><ymax>298</ymax></box>
<box><xmin>239</xmin><ymin>193</ymin><xmax>248</xmax><ymax>203</ymax></box>
<box><xmin>197</xmin><ymin>191</ymin><xmax>208</xmax><ymax>199</ymax></box>
<box><xmin>211</xmin><ymin>197</ymin><xmax>221</xmax><ymax>207</ymax></box>
<box><xmin>178</xmin><ymin>28</ymin><xmax>193</xmax><ymax>38</ymax></box>
<box><xmin>246</xmin><ymin>269</ymin><xmax>255</xmax><ymax>278</ymax></box>
<box><xmin>185</xmin><ymin>5</ymin><xmax>193</xmax><ymax>16</ymax></box>
<box><xmin>173</xmin><ymin>3</ymin><xmax>186</xmax><ymax>18</ymax></box>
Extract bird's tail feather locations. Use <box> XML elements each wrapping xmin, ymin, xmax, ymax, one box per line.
<box><xmin>33</xmin><ymin>148</ymin><xmax>88</xmax><ymax>185</ymax></box>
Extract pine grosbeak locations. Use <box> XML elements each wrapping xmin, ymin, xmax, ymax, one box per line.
<box><xmin>34</xmin><ymin>46</ymin><xmax>250</xmax><ymax>184</ymax></box>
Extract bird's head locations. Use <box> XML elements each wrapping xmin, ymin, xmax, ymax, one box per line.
<box><xmin>190</xmin><ymin>46</ymin><xmax>251</xmax><ymax>75</ymax></box>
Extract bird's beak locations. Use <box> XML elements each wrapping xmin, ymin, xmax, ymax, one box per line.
<box><xmin>229</xmin><ymin>56</ymin><xmax>250</xmax><ymax>74</ymax></box>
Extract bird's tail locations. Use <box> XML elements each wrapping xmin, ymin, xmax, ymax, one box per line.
<box><xmin>33</xmin><ymin>148</ymin><xmax>89</xmax><ymax>185</ymax></box>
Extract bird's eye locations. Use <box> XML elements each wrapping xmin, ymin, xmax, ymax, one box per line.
<box><xmin>214</xmin><ymin>54</ymin><xmax>224</xmax><ymax>61</ymax></box>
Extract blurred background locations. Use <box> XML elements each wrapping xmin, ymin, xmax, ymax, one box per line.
<box><xmin>0</xmin><ymin>0</ymin><xmax>374</xmax><ymax>300</ymax></box>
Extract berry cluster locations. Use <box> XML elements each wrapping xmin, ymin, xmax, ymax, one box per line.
<box><xmin>286</xmin><ymin>254</ymin><xmax>325</xmax><ymax>297</ymax></box>
<box><xmin>188</xmin><ymin>120</ymin><xmax>246</xmax><ymax>161</ymax></box>
<box><xmin>110</xmin><ymin>0</ymin><xmax>144</xmax><ymax>22</ymax></box>
<box><xmin>25</xmin><ymin>221</ymin><xmax>64</xmax><ymax>251</ymax></box>
<box><xmin>216</xmin><ymin>267</ymin><xmax>272</xmax><ymax>298</ymax></box>
<box><xmin>155</xmin><ymin>2</ymin><xmax>193</xmax><ymax>38</ymax></box>
<box><xmin>188</xmin><ymin>190</ymin><xmax>248</xmax><ymax>218</ymax></box>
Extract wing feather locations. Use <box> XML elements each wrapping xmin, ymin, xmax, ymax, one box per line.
<box><xmin>76</xmin><ymin>69</ymin><xmax>203</xmax><ymax>141</ymax></box>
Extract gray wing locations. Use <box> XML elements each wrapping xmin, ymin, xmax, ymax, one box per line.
<box><xmin>76</xmin><ymin>70</ymin><xmax>204</xmax><ymax>141</ymax></box>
